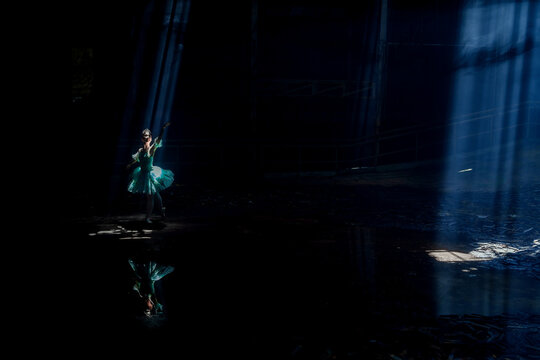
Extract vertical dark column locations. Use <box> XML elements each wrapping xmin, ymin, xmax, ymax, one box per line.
<box><xmin>251</xmin><ymin>0</ymin><xmax>260</xmax><ymax>176</ymax></box>
<box><xmin>374</xmin><ymin>0</ymin><xmax>388</xmax><ymax>166</ymax></box>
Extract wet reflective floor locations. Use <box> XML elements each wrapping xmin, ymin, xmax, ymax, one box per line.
<box><xmin>68</xmin><ymin>164</ymin><xmax>540</xmax><ymax>358</ymax></box>
<box><xmin>72</xmin><ymin>220</ymin><xmax>539</xmax><ymax>358</ymax></box>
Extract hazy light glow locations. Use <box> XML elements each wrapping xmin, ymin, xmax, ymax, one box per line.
<box><xmin>434</xmin><ymin>0</ymin><xmax>540</xmax><ymax>315</ymax></box>
<box><xmin>441</xmin><ymin>0</ymin><xmax>540</xmax><ymax>246</ymax></box>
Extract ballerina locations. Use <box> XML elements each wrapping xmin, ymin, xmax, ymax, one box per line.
<box><xmin>126</xmin><ymin>122</ymin><xmax>174</xmax><ymax>223</ymax></box>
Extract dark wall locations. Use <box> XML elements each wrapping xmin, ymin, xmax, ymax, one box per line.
<box><xmin>72</xmin><ymin>0</ymin><xmax>538</xmax><ymax>194</ymax></box>
<box><xmin>379</xmin><ymin>1</ymin><xmax>464</xmax><ymax>164</ymax></box>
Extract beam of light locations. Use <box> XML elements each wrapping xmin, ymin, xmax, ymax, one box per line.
<box><xmin>152</xmin><ymin>1</ymin><xmax>190</xmax><ymax>166</ymax></box>
<box><xmin>434</xmin><ymin>0</ymin><xmax>540</xmax><ymax>316</ymax></box>
<box><xmin>147</xmin><ymin>0</ymin><xmax>191</xmax><ymax>133</ymax></box>
<box><xmin>349</xmin><ymin>1</ymin><xmax>382</xmax><ymax>165</ymax></box>
<box><xmin>108</xmin><ymin>0</ymin><xmax>190</xmax><ymax>213</ymax></box>
<box><xmin>143</xmin><ymin>0</ymin><xmax>177</xmax><ymax>132</ymax></box>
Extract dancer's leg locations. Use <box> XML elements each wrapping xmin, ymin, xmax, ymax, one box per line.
<box><xmin>155</xmin><ymin>191</ymin><xmax>165</xmax><ymax>218</ymax></box>
<box><xmin>146</xmin><ymin>194</ymin><xmax>154</xmax><ymax>222</ymax></box>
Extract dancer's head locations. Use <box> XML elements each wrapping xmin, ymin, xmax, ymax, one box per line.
<box><xmin>141</xmin><ymin>129</ymin><xmax>152</xmax><ymax>143</ymax></box>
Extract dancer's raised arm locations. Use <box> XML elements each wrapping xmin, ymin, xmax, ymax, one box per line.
<box><xmin>150</xmin><ymin>122</ymin><xmax>171</xmax><ymax>155</ymax></box>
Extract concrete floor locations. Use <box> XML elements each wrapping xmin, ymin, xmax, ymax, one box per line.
<box><xmin>67</xmin><ymin>159</ymin><xmax>540</xmax><ymax>359</ymax></box>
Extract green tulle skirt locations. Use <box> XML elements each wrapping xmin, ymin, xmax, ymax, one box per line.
<box><xmin>128</xmin><ymin>166</ymin><xmax>174</xmax><ymax>195</ymax></box>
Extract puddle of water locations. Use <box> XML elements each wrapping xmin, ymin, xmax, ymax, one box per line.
<box><xmin>81</xmin><ymin>219</ymin><xmax>540</xmax><ymax>338</ymax></box>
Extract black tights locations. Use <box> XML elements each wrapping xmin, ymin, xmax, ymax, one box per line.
<box><xmin>146</xmin><ymin>192</ymin><xmax>164</xmax><ymax>219</ymax></box>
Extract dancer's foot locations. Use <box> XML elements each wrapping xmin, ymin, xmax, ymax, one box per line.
<box><xmin>146</xmin><ymin>217</ymin><xmax>153</xmax><ymax>224</ymax></box>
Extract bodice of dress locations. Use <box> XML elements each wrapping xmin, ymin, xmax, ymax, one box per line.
<box><xmin>138</xmin><ymin>151</ymin><xmax>154</xmax><ymax>172</ymax></box>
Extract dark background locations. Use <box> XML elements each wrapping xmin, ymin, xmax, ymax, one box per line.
<box><xmin>68</xmin><ymin>2</ymin><xmax>540</xmax><ymax>356</ymax></box>
<box><xmin>70</xmin><ymin>0</ymin><xmax>482</xmax><ymax>213</ymax></box>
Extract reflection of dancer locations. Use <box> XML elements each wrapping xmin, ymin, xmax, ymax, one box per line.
<box><xmin>126</xmin><ymin>122</ymin><xmax>174</xmax><ymax>223</ymax></box>
<box><xmin>128</xmin><ymin>259</ymin><xmax>175</xmax><ymax>316</ymax></box>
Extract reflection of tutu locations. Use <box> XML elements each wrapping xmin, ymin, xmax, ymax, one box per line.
<box><xmin>128</xmin><ymin>166</ymin><xmax>174</xmax><ymax>195</ymax></box>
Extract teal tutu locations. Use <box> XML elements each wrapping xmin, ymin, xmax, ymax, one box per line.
<box><xmin>128</xmin><ymin>166</ymin><xmax>174</xmax><ymax>195</ymax></box>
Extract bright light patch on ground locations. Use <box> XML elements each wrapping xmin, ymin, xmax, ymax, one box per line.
<box><xmin>458</xmin><ymin>168</ymin><xmax>473</xmax><ymax>173</ymax></box>
<box><xmin>427</xmin><ymin>249</ymin><xmax>491</xmax><ymax>262</ymax></box>
<box><xmin>469</xmin><ymin>242</ymin><xmax>522</xmax><ymax>258</ymax></box>
<box><xmin>428</xmin><ymin>241</ymin><xmax>536</xmax><ymax>263</ymax></box>
<box><xmin>88</xmin><ymin>226</ymin><xmax>153</xmax><ymax>238</ymax></box>
<box><xmin>119</xmin><ymin>236</ymin><xmax>152</xmax><ymax>240</ymax></box>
